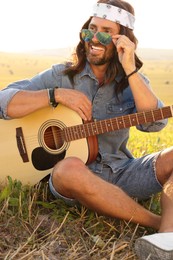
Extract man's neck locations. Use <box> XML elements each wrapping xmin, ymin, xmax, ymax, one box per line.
<box><xmin>90</xmin><ymin>63</ymin><xmax>108</xmax><ymax>85</ymax></box>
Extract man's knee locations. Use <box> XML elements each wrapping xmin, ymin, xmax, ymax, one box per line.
<box><xmin>156</xmin><ymin>147</ymin><xmax>173</xmax><ymax>184</ymax></box>
<box><xmin>53</xmin><ymin>157</ymin><xmax>85</xmax><ymax>178</ymax></box>
<box><xmin>51</xmin><ymin>157</ymin><xmax>86</xmax><ymax>195</ymax></box>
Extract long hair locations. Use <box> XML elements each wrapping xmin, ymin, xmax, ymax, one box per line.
<box><xmin>63</xmin><ymin>0</ymin><xmax>143</xmax><ymax>95</ymax></box>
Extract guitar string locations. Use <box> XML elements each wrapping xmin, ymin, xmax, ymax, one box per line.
<box><xmin>23</xmin><ymin>107</ymin><xmax>170</xmax><ymax>149</ymax></box>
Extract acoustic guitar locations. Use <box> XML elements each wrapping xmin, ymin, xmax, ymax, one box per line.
<box><xmin>0</xmin><ymin>104</ymin><xmax>172</xmax><ymax>186</ymax></box>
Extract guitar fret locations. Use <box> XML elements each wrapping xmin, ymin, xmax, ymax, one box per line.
<box><xmin>109</xmin><ymin>119</ymin><xmax>114</xmax><ymax>130</ymax></box>
<box><xmin>100</xmin><ymin>120</ymin><xmax>105</xmax><ymax>133</ymax></box>
<box><xmin>121</xmin><ymin>116</ymin><xmax>126</xmax><ymax>128</ymax></box>
<box><xmin>160</xmin><ymin>108</ymin><xmax>164</xmax><ymax>119</ymax></box>
<box><xmin>79</xmin><ymin>125</ymin><xmax>85</xmax><ymax>138</ymax></box>
<box><xmin>132</xmin><ymin>114</ymin><xmax>139</xmax><ymax>125</ymax></box>
<box><xmin>117</xmin><ymin>117</ymin><xmax>125</xmax><ymax>128</ymax></box>
<box><xmin>63</xmin><ymin>105</ymin><xmax>173</xmax><ymax>143</ymax></box>
<box><xmin>105</xmin><ymin>120</ymin><xmax>113</xmax><ymax>132</ymax></box>
<box><xmin>126</xmin><ymin>115</ymin><xmax>132</xmax><ymax>127</ymax></box>
<box><xmin>106</xmin><ymin>121</ymin><xmax>112</xmax><ymax>131</ymax></box>
<box><xmin>98</xmin><ymin>120</ymin><xmax>104</xmax><ymax>133</ymax></box>
<box><xmin>69</xmin><ymin>126</ymin><xmax>75</xmax><ymax>141</ymax></box>
<box><xmin>75</xmin><ymin>125</ymin><xmax>81</xmax><ymax>139</ymax></box>
<box><xmin>123</xmin><ymin>115</ymin><xmax>131</xmax><ymax>128</ymax></box>
<box><xmin>170</xmin><ymin>105</ymin><xmax>173</xmax><ymax>116</ymax></box>
<box><xmin>151</xmin><ymin>110</ymin><xmax>155</xmax><ymax>121</ymax></box>
<box><xmin>104</xmin><ymin>120</ymin><xmax>109</xmax><ymax>132</ymax></box>
<box><xmin>153</xmin><ymin>109</ymin><xmax>162</xmax><ymax>121</ymax></box>
<box><xmin>87</xmin><ymin>123</ymin><xmax>92</xmax><ymax>136</ymax></box>
<box><xmin>137</xmin><ymin>112</ymin><xmax>145</xmax><ymax>124</ymax></box>
<box><xmin>162</xmin><ymin>106</ymin><xmax>172</xmax><ymax>118</ymax></box>
<box><xmin>95</xmin><ymin>121</ymin><xmax>100</xmax><ymax>133</ymax></box>
<box><xmin>91</xmin><ymin>122</ymin><xmax>98</xmax><ymax>135</ymax></box>
<box><xmin>107</xmin><ymin>119</ymin><xmax>114</xmax><ymax>131</ymax></box>
<box><xmin>116</xmin><ymin>117</ymin><xmax>120</xmax><ymax>129</ymax></box>
<box><xmin>85</xmin><ymin>122</ymin><xmax>91</xmax><ymax>137</ymax></box>
<box><xmin>64</xmin><ymin>127</ymin><xmax>70</xmax><ymax>142</ymax></box>
<box><xmin>145</xmin><ymin>111</ymin><xmax>150</xmax><ymax>122</ymax></box>
<box><xmin>95</xmin><ymin>121</ymin><xmax>100</xmax><ymax>134</ymax></box>
<box><xmin>81</xmin><ymin>124</ymin><xmax>86</xmax><ymax>138</ymax></box>
<box><xmin>71</xmin><ymin>126</ymin><xmax>77</xmax><ymax>140</ymax></box>
<box><xmin>143</xmin><ymin>112</ymin><xmax>147</xmax><ymax>123</ymax></box>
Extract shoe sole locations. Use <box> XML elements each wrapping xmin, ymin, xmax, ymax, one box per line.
<box><xmin>135</xmin><ymin>238</ymin><xmax>173</xmax><ymax>260</ymax></box>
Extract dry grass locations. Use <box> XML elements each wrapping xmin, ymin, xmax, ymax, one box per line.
<box><xmin>1</xmin><ymin>49</ymin><xmax>173</xmax><ymax>259</ymax></box>
<box><xmin>0</xmin><ymin>177</ymin><xmax>155</xmax><ymax>260</ymax></box>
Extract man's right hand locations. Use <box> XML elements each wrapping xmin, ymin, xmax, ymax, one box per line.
<box><xmin>55</xmin><ymin>88</ymin><xmax>92</xmax><ymax>122</ymax></box>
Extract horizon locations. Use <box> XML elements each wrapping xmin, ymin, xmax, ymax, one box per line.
<box><xmin>1</xmin><ymin>0</ymin><xmax>173</xmax><ymax>52</ymax></box>
<box><xmin>1</xmin><ymin>46</ymin><xmax>173</xmax><ymax>55</ymax></box>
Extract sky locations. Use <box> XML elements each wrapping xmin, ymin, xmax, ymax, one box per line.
<box><xmin>0</xmin><ymin>0</ymin><xmax>173</xmax><ymax>52</ymax></box>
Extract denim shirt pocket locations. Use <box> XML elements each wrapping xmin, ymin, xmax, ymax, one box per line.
<box><xmin>106</xmin><ymin>99</ymin><xmax>135</xmax><ymax>117</ymax></box>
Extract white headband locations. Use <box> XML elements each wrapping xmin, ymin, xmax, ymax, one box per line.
<box><xmin>91</xmin><ymin>3</ymin><xmax>135</xmax><ymax>30</ymax></box>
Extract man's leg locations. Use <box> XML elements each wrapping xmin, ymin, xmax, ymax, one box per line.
<box><xmin>135</xmin><ymin>147</ymin><xmax>173</xmax><ymax>259</ymax></box>
<box><xmin>51</xmin><ymin>156</ymin><xmax>160</xmax><ymax>229</ymax></box>
<box><xmin>156</xmin><ymin>147</ymin><xmax>173</xmax><ymax>232</ymax></box>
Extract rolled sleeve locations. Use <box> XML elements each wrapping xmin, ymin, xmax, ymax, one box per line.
<box><xmin>0</xmin><ymin>64</ymin><xmax>66</xmax><ymax>120</ymax></box>
<box><xmin>136</xmin><ymin>99</ymin><xmax>168</xmax><ymax>132</ymax></box>
<box><xmin>0</xmin><ymin>88</ymin><xmax>20</xmax><ymax>119</ymax></box>
<box><xmin>0</xmin><ymin>79</ymin><xmax>36</xmax><ymax>119</ymax></box>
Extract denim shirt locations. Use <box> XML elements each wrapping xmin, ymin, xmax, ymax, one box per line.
<box><xmin>0</xmin><ymin>62</ymin><xmax>167</xmax><ymax>171</ymax></box>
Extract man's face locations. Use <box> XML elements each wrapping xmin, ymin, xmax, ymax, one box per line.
<box><xmin>85</xmin><ymin>17</ymin><xmax>120</xmax><ymax>66</ymax></box>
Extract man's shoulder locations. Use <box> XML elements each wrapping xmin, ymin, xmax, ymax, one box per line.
<box><xmin>52</xmin><ymin>63</ymin><xmax>66</xmax><ymax>73</ymax></box>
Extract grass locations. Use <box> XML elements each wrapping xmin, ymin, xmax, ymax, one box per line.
<box><xmin>0</xmin><ymin>176</ymin><xmax>155</xmax><ymax>259</ymax></box>
<box><xmin>1</xmin><ymin>50</ymin><xmax>173</xmax><ymax>259</ymax></box>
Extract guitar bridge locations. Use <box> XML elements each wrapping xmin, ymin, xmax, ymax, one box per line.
<box><xmin>16</xmin><ymin>127</ymin><xmax>29</xmax><ymax>163</ymax></box>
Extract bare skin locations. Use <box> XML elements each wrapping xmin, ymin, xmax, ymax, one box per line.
<box><xmin>51</xmin><ymin>18</ymin><xmax>173</xmax><ymax>231</ymax></box>
<box><xmin>51</xmin><ymin>146</ymin><xmax>173</xmax><ymax>231</ymax></box>
<box><xmin>155</xmin><ymin>147</ymin><xmax>173</xmax><ymax>232</ymax></box>
<box><xmin>52</xmin><ymin>157</ymin><xmax>161</xmax><ymax>230</ymax></box>
<box><xmin>6</xmin><ymin>17</ymin><xmax>173</xmax><ymax>231</ymax></box>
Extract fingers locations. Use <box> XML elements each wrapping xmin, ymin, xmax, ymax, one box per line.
<box><xmin>112</xmin><ymin>34</ymin><xmax>135</xmax><ymax>52</ymax></box>
<box><xmin>112</xmin><ymin>34</ymin><xmax>136</xmax><ymax>71</ymax></box>
<box><xmin>76</xmin><ymin>106</ymin><xmax>92</xmax><ymax>122</ymax></box>
<box><xmin>69</xmin><ymin>91</ymin><xmax>92</xmax><ymax>121</ymax></box>
<box><xmin>56</xmin><ymin>88</ymin><xmax>92</xmax><ymax>121</ymax></box>
<box><xmin>74</xmin><ymin>98</ymin><xmax>92</xmax><ymax>122</ymax></box>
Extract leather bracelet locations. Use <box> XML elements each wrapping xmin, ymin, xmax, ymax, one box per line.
<box><xmin>47</xmin><ymin>87</ymin><xmax>58</xmax><ymax>108</ymax></box>
<box><xmin>126</xmin><ymin>68</ymin><xmax>138</xmax><ymax>79</ymax></box>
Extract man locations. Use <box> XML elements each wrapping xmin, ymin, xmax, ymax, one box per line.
<box><xmin>0</xmin><ymin>0</ymin><xmax>173</xmax><ymax>259</ymax></box>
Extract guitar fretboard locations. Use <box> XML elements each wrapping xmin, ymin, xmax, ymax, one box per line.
<box><xmin>63</xmin><ymin>105</ymin><xmax>173</xmax><ymax>142</ymax></box>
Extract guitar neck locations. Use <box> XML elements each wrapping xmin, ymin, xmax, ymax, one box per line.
<box><xmin>64</xmin><ymin>105</ymin><xmax>173</xmax><ymax>141</ymax></box>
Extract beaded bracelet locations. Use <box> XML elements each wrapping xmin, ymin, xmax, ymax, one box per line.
<box><xmin>126</xmin><ymin>68</ymin><xmax>138</xmax><ymax>79</ymax></box>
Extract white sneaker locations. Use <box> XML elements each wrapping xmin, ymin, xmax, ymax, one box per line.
<box><xmin>135</xmin><ymin>232</ymin><xmax>173</xmax><ymax>260</ymax></box>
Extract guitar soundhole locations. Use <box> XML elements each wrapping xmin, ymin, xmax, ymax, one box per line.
<box><xmin>44</xmin><ymin>126</ymin><xmax>63</xmax><ymax>150</ymax></box>
<box><xmin>39</xmin><ymin>119</ymin><xmax>69</xmax><ymax>155</ymax></box>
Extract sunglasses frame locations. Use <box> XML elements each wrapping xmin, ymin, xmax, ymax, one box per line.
<box><xmin>81</xmin><ymin>29</ymin><xmax>112</xmax><ymax>46</ymax></box>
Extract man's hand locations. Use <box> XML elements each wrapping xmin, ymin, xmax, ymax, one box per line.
<box><xmin>112</xmin><ymin>34</ymin><xmax>136</xmax><ymax>75</ymax></box>
<box><xmin>55</xmin><ymin>88</ymin><xmax>92</xmax><ymax>121</ymax></box>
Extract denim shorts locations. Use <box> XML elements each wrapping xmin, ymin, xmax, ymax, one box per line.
<box><xmin>49</xmin><ymin>151</ymin><xmax>162</xmax><ymax>205</ymax></box>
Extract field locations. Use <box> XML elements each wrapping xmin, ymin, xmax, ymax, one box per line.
<box><xmin>0</xmin><ymin>49</ymin><xmax>173</xmax><ymax>259</ymax></box>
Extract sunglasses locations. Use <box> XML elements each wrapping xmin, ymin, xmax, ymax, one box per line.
<box><xmin>81</xmin><ymin>29</ymin><xmax>112</xmax><ymax>46</ymax></box>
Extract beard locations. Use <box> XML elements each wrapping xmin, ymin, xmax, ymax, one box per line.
<box><xmin>86</xmin><ymin>54</ymin><xmax>110</xmax><ymax>65</ymax></box>
<box><xmin>85</xmin><ymin>43</ymin><xmax>115</xmax><ymax>66</ymax></box>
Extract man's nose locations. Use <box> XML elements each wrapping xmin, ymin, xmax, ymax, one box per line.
<box><xmin>91</xmin><ymin>32</ymin><xmax>99</xmax><ymax>42</ymax></box>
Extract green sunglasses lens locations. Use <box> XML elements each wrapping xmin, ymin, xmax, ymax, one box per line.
<box><xmin>81</xmin><ymin>29</ymin><xmax>112</xmax><ymax>45</ymax></box>
<box><xmin>81</xmin><ymin>29</ymin><xmax>94</xmax><ymax>42</ymax></box>
<box><xmin>96</xmin><ymin>32</ymin><xmax>112</xmax><ymax>45</ymax></box>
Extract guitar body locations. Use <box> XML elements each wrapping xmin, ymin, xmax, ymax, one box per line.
<box><xmin>1</xmin><ymin>102</ymin><xmax>171</xmax><ymax>187</ymax></box>
<box><xmin>0</xmin><ymin>105</ymin><xmax>98</xmax><ymax>186</ymax></box>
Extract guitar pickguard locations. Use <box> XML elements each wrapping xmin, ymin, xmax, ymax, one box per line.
<box><xmin>32</xmin><ymin>147</ymin><xmax>66</xmax><ymax>171</ymax></box>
